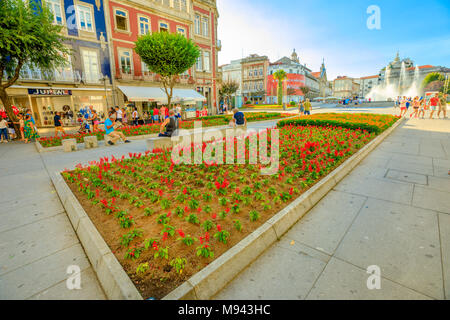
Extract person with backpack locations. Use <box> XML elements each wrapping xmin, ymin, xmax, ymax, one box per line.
<box><xmin>158</xmin><ymin>109</ymin><xmax>178</xmax><ymax>137</ymax></box>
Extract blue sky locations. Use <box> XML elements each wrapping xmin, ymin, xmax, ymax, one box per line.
<box><xmin>217</xmin><ymin>0</ymin><xmax>450</xmax><ymax>79</ymax></box>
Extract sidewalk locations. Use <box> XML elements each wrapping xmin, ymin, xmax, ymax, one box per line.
<box><xmin>0</xmin><ymin>142</ymin><xmax>106</xmax><ymax>299</ymax></box>
<box><xmin>214</xmin><ymin>118</ymin><xmax>450</xmax><ymax>300</ymax></box>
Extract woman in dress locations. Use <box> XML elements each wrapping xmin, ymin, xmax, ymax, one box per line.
<box><xmin>24</xmin><ymin>114</ymin><xmax>39</xmax><ymax>143</ymax></box>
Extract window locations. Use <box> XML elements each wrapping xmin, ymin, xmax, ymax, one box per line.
<box><xmin>194</xmin><ymin>15</ymin><xmax>201</xmax><ymax>35</ymax></box>
<box><xmin>119</xmin><ymin>50</ymin><xmax>132</xmax><ymax>74</ymax></box>
<box><xmin>202</xmin><ymin>17</ymin><xmax>209</xmax><ymax>37</ymax></box>
<box><xmin>81</xmin><ymin>49</ymin><xmax>99</xmax><ymax>82</ymax></box>
<box><xmin>47</xmin><ymin>0</ymin><xmax>63</xmax><ymax>25</ymax></box>
<box><xmin>203</xmin><ymin>51</ymin><xmax>210</xmax><ymax>72</ymax></box>
<box><xmin>139</xmin><ymin>16</ymin><xmax>150</xmax><ymax>35</ymax></box>
<box><xmin>142</xmin><ymin>61</ymin><xmax>150</xmax><ymax>74</ymax></box>
<box><xmin>77</xmin><ymin>5</ymin><xmax>94</xmax><ymax>32</ymax></box>
<box><xmin>159</xmin><ymin>22</ymin><xmax>169</xmax><ymax>32</ymax></box>
<box><xmin>115</xmin><ymin>9</ymin><xmax>128</xmax><ymax>31</ymax></box>
<box><xmin>196</xmin><ymin>54</ymin><xmax>203</xmax><ymax>71</ymax></box>
<box><xmin>177</xmin><ymin>27</ymin><xmax>186</xmax><ymax>36</ymax></box>
<box><xmin>180</xmin><ymin>0</ymin><xmax>187</xmax><ymax>12</ymax></box>
<box><xmin>259</xmin><ymin>68</ymin><xmax>263</xmax><ymax>76</ymax></box>
<box><xmin>173</xmin><ymin>0</ymin><xmax>180</xmax><ymax>10</ymax></box>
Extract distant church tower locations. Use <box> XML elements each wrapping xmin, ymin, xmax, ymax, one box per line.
<box><xmin>319</xmin><ymin>58</ymin><xmax>328</xmax><ymax>97</ymax></box>
<box><xmin>291</xmin><ymin>49</ymin><xmax>300</xmax><ymax>63</ymax></box>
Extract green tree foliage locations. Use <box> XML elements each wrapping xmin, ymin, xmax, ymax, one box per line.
<box><xmin>134</xmin><ymin>32</ymin><xmax>200</xmax><ymax>108</ymax></box>
<box><xmin>273</xmin><ymin>69</ymin><xmax>287</xmax><ymax>105</ymax></box>
<box><xmin>0</xmin><ymin>0</ymin><xmax>69</xmax><ymax>125</ymax></box>
<box><xmin>422</xmin><ymin>72</ymin><xmax>445</xmax><ymax>89</ymax></box>
<box><xmin>219</xmin><ymin>79</ymin><xmax>239</xmax><ymax>106</ymax></box>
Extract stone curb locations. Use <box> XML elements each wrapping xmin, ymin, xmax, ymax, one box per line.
<box><xmin>162</xmin><ymin>117</ymin><xmax>404</xmax><ymax>300</ymax></box>
<box><xmin>49</xmin><ymin>172</ymin><xmax>143</xmax><ymax>300</ymax></box>
<box><xmin>52</xmin><ymin>117</ymin><xmax>403</xmax><ymax>300</ymax></box>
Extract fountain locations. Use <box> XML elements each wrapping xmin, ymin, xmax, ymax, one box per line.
<box><xmin>367</xmin><ymin>56</ymin><xmax>424</xmax><ymax>101</ymax></box>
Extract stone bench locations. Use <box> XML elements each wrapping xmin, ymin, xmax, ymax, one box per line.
<box><xmin>147</xmin><ymin>137</ymin><xmax>173</xmax><ymax>151</ymax></box>
<box><xmin>84</xmin><ymin>135</ymin><xmax>98</xmax><ymax>149</ymax></box>
<box><xmin>104</xmin><ymin>134</ymin><xmax>114</xmax><ymax>146</ymax></box>
<box><xmin>62</xmin><ymin>138</ymin><xmax>77</xmax><ymax>152</ymax></box>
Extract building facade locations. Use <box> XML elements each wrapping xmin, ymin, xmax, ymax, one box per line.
<box><xmin>241</xmin><ymin>54</ymin><xmax>269</xmax><ymax>104</ymax></box>
<box><xmin>266</xmin><ymin>50</ymin><xmax>308</xmax><ymax>104</ymax></box>
<box><xmin>219</xmin><ymin>58</ymin><xmax>243</xmax><ymax>108</ymax></box>
<box><xmin>332</xmin><ymin>76</ymin><xmax>360</xmax><ymax>98</ymax></box>
<box><xmin>107</xmin><ymin>0</ymin><xmax>220</xmax><ymax>114</ymax></box>
<box><xmin>4</xmin><ymin>0</ymin><xmax>113</xmax><ymax>127</ymax></box>
<box><xmin>357</xmin><ymin>75</ymin><xmax>378</xmax><ymax>98</ymax></box>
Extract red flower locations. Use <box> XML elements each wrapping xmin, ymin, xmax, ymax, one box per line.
<box><xmin>212</xmin><ymin>213</ymin><xmax>217</xmax><ymax>219</ymax></box>
<box><xmin>217</xmin><ymin>225</ymin><xmax>221</xmax><ymax>232</ymax></box>
<box><xmin>177</xmin><ymin>229</ymin><xmax>185</xmax><ymax>238</ymax></box>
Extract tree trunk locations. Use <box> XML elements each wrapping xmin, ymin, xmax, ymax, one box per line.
<box><xmin>0</xmin><ymin>88</ymin><xmax>21</xmax><ymax>137</ymax></box>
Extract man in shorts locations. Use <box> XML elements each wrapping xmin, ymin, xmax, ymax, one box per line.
<box><xmin>437</xmin><ymin>93</ymin><xmax>447</xmax><ymax>119</ymax></box>
<box><xmin>429</xmin><ymin>93</ymin><xmax>441</xmax><ymax>119</ymax></box>
<box><xmin>104</xmin><ymin>112</ymin><xmax>131</xmax><ymax>145</ymax></box>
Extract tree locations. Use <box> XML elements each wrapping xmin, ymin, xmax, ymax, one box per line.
<box><xmin>0</xmin><ymin>0</ymin><xmax>69</xmax><ymax>130</ymax></box>
<box><xmin>220</xmin><ymin>79</ymin><xmax>239</xmax><ymax>107</ymax></box>
<box><xmin>135</xmin><ymin>32</ymin><xmax>200</xmax><ymax>109</ymax></box>
<box><xmin>422</xmin><ymin>72</ymin><xmax>445</xmax><ymax>89</ymax></box>
<box><xmin>299</xmin><ymin>86</ymin><xmax>310</xmax><ymax>99</ymax></box>
<box><xmin>273</xmin><ymin>69</ymin><xmax>287</xmax><ymax>105</ymax></box>
<box><xmin>286</xmin><ymin>87</ymin><xmax>296</xmax><ymax>103</ymax></box>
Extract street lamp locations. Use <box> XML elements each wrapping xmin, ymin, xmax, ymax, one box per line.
<box><xmin>99</xmin><ymin>74</ymin><xmax>109</xmax><ymax>108</ymax></box>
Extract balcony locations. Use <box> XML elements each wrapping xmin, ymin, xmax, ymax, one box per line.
<box><xmin>117</xmin><ymin>67</ymin><xmax>134</xmax><ymax>81</ymax></box>
<box><xmin>18</xmin><ymin>68</ymin><xmax>77</xmax><ymax>83</ymax></box>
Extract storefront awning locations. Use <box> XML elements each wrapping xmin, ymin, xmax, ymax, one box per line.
<box><xmin>118</xmin><ymin>86</ymin><xmax>206</xmax><ymax>103</ymax></box>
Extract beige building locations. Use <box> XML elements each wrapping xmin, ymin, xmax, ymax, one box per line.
<box><xmin>333</xmin><ymin>76</ymin><xmax>361</xmax><ymax>98</ymax></box>
<box><xmin>241</xmin><ymin>54</ymin><xmax>269</xmax><ymax>104</ymax></box>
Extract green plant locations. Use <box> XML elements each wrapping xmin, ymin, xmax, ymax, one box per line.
<box><xmin>233</xmin><ymin>219</ymin><xmax>243</xmax><ymax>232</ymax></box>
<box><xmin>125</xmin><ymin>246</ymin><xmax>144</xmax><ymax>260</ymax></box>
<box><xmin>202</xmin><ymin>220</ymin><xmax>215</xmax><ymax>232</ymax></box>
<box><xmin>119</xmin><ymin>229</ymin><xmax>143</xmax><ymax>247</ymax></box>
<box><xmin>170</xmin><ymin>257</ymin><xmax>187</xmax><ymax>274</ymax></box>
<box><xmin>119</xmin><ymin>215</ymin><xmax>135</xmax><ymax>228</ymax></box>
<box><xmin>157</xmin><ymin>213</ymin><xmax>171</xmax><ymax>225</ymax></box>
<box><xmin>136</xmin><ymin>262</ymin><xmax>149</xmax><ymax>275</ymax></box>
<box><xmin>214</xmin><ymin>225</ymin><xmax>230</xmax><ymax>244</ymax></box>
<box><xmin>160</xmin><ymin>224</ymin><xmax>176</xmax><ymax>237</ymax></box>
<box><xmin>186</xmin><ymin>213</ymin><xmax>200</xmax><ymax>225</ymax></box>
<box><xmin>154</xmin><ymin>246</ymin><xmax>169</xmax><ymax>260</ymax></box>
<box><xmin>196</xmin><ymin>244</ymin><xmax>214</xmax><ymax>258</ymax></box>
<box><xmin>144</xmin><ymin>207</ymin><xmax>153</xmax><ymax>216</ymax></box>
<box><xmin>249</xmin><ymin>210</ymin><xmax>260</xmax><ymax>222</ymax></box>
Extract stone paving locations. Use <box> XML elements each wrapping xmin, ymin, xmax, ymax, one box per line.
<box><xmin>1</xmin><ymin>106</ymin><xmax>449</xmax><ymax>299</ymax></box>
<box><xmin>214</xmin><ymin>117</ymin><xmax>450</xmax><ymax>300</ymax></box>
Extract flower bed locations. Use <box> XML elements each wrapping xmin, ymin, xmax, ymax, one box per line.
<box><xmin>61</xmin><ymin>114</ymin><xmax>398</xmax><ymax>299</ymax></box>
<box><xmin>277</xmin><ymin>113</ymin><xmax>399</xmax><ymax>134</ymax></box>
<box><xmin>38</xmin><ymin>112</ymin><xmax>292</xmax><ymax>148</ymax></box>
<box><xmin>244</xmin><ymin>104</ymin><xmax>284</xmax><ymax>109</ymax></box>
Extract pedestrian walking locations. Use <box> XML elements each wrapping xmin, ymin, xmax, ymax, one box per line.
<box><xmin>132</xmin><ymin>107</ymin><xmax>139</xmax><ymax>126</ymax></box>
<box><xmin>54</xmin><ymin>111</ymin><xmax>65</xmax><ymax>137</ymax></box>
<box><xmin>304</xmin><ymin>99</ymin><xmax>312</xmax><ymax>115</ymax></box>
<box><xmin>0</xmin><ymin>117</ymin><xmax>9</xmax><ymax>143</ymax></box>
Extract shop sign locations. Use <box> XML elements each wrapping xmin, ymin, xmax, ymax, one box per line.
<box><xmin>28</xmin><ymin>88</ymin><xmax>72</xmax><ymax>96</ymax></box>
